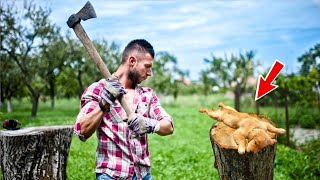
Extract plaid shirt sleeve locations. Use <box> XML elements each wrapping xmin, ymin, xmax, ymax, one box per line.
<box><xmin>74</xmin><ymin>81</ymin><xmax>103</xmax><ymax>142</ymax></box>
<box><xmin>148</xmin><ymin>91</ymin><xmax>174</xmax><ymax>128</ymax></box>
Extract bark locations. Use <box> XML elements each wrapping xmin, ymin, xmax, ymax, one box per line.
<box><xmin>31</xmin><ymin>94</ymin><xmax>40</xmax><ymax>118</ymax></box>
<box><xmin>210</xmin><ymin>125</ymin><xmax>276</xmax><ymax>180</ymax></box>
<box><xmin>284</xmin><ymin>83</ymin><xmax>290</xmax><ymax>146</ymax></box>
<box><xmin>49</xmin><ymin>77</ymin><xmax>55</xmax><ymax>108</ymax></box>
<box><xmin>234</xmin><ymin>86</ymin><xmax>241</xmax><ymax>112</ymax></box>
<box><xmin>0</xmin><ymin>126</ymin><xmax>73</xmax><ymax>180</ymax></box>
<box><xmin>77</xmin><ymin>69</ymin><xmax>84</xmax><ymax>99</ymax></box>
<box><xmin>0</xmin><ymin>84</ymin><xmax>4</xmax><ymax>107</ymax></box>
<box><xmin>6</xmin><ymin>99</ymin><xmax>12</xmax><ymax>113</ymax></box>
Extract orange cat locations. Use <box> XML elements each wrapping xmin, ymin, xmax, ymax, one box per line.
<box><xmin>199</xmin><ymin>102</ymin><xmax>286</xmax><ymax>154</ymax></box>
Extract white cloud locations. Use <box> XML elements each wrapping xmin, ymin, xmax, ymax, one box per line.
<box><xmin>4</xmin><ymin>0</ymin><xmax>320</xmax><ymax>80</ymax></box>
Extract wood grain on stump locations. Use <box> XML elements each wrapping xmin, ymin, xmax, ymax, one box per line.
<box><xmin>0</xmin><ymin>126</ymin><xmax>73</xmax><ymax>180</ymax></box>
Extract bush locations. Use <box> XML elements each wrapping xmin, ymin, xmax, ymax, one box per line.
<box><xmin>275</xmin><ymin>143</ymin><xmax>320</xmax><ymax>179</ymax></box>
<box><xmin>300</xmin><ymin>139</ymin><xmax>320</xmax><ymax>160</ymax></box>
<box><xmin>313</xmin><ymin>112</ymin><xmax>320</xmax><ymax>127</ymax></box>
<box><xmin>299</xmin><ymin>114</ymin><xmax>317</xmax><ymax>128</ymax></box>
<box><xmin>288</xmin><ymin>109</ymin><xmax>299</xmax><ymax>126</ymax></box>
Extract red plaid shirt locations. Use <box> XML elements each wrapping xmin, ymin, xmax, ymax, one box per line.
<box><xmin>74</xmin><ymin>79</ymin><xmax>173</xmax><ymax>180</ymax></box>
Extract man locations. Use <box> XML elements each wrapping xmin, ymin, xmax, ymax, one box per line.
<box><xmin>74</xmin><ymin>39</ymin><xmax>174</xmax><ymax>180</ymax></box>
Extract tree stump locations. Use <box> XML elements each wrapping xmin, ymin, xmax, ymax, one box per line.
<box><xmin>0</xmin><ymin>125</ymin><xmax>73</xmax><ymax>180</ymax></box>
<box><xmin>210</xmin><ymin>124</ymin><xmax>276</xmax><ymax>180</ymax></box>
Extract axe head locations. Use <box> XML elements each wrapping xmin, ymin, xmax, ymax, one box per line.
<box><xmin>67</xmin><ymin>1</ymin><xmax>97</xmax><ymax>28</ymax></box>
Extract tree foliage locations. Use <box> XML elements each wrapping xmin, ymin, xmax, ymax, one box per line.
<box><xmin>203</xmin><ymin>50</ymin><xmax>257</xmax><ymax>111</ymax></box>
<box><xmin>259</xmin><ymin>43</ymin><xmax>320</xmax><ymax>118</ymax></box>
<box><xmin>0</xmin><ymin>2</ymin><xmax>123</xmax><ymax>116</ymax></box>
<box><xmin>1</xmin><ymin>2</ymin><xmax>61</xmax><ymax>116</ymax></box>
<box><xmin>143</xmin><ymin>51</ymin><xmax>186</xmax><ymax>100</ymax></box>
<box><xmin>298</xmin><ymin>43</ymin><xmax>320</xmax><ymax>76</ymax></box>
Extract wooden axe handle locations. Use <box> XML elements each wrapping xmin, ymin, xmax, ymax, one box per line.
<box><xmin>72</xmin><ymin>23</ymin><xmax>133</xmax><ymax>118</ymax></box>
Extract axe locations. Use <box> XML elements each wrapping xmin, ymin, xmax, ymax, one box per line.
<box><xmin>67</xmin><ymin>1</ymin><xmax>132</xmax><ymax>119</ymax></box>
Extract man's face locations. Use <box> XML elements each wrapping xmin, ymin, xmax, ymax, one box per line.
<box><xmin>128</xmin><ymin>52</ymin><xmax>153</xmax><ymax>86</ymax></box>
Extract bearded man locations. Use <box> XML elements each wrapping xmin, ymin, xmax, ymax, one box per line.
<box><xmin>74</xmin><ymin>39</ymin><xmax>174</xmax><ymax>180</ymax></box>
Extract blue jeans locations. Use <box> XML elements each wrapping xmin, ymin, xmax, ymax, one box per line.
<box><xmin>96</xmin><ymin>171</ymin><xmax>152</xmax><ymax>180</ymax></box>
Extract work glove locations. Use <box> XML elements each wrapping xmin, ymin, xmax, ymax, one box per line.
<box><xmin>128</xmin><ymin>113</ymin><xmax>160</xmax><ymax>136</ymax></box>
<box><xmin>101</xmin><ymin>78</ymin><xmax>126</xmax><ymax>106</ymax></box>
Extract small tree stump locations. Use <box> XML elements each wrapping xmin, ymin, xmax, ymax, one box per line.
<box><xmin>0</xmin><ymin>126</ymin><xmax>73</xmax><ymax>180</ymax></box>
<box><xmin>210</xmin><ymin>124</ymin><xmax>277</xmax><ymax>180</ymax></box>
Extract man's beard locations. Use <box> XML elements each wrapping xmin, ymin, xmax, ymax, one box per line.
<box><xmin>128</xmin><ymin>69</ymin><xmax>140</xmax><ymax>88</ymax></box>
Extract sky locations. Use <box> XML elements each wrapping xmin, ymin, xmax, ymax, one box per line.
<box><xmin>6</xmin><ymin>0</ymin><xmax>320</xmax><ymax>80</ymax></box>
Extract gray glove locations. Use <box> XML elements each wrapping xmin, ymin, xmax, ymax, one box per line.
<box><xmin>128</xmin><ymin>113</ymin><xmax>160</xmax><ymax>136</ymax></box>
<box><xmin>101</xmin><ymin>78</ymin><xmax>126</xmax><ymax>106</ymax></box>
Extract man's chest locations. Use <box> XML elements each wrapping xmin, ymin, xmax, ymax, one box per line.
<box><xmin>124</xmin><ymin>89</ymin><xmax>135</xmax><ymax>107</ymax></box>
<box><xmin>119</xmin><ymin>89</ymin><xmax>152</xmax><ymax>116</ymax></box>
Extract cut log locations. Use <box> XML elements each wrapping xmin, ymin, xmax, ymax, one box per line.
<box><xmin>0</xmin><ymin>126</ymin><xmax>73</xmax><ymax>180</ymax></box>
<box><xmin>210</xmin><ymin>125</ymin><xmax>276</xmax><ymax>180</ymax></box>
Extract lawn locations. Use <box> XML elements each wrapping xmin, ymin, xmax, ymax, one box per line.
<box><xmin>0</xmin><ymin>95</ymin><xmax>319</xmax><ymax>179</ymax></box>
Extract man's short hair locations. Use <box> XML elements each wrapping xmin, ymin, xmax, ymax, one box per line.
<box><xmin>121</xmin><ymin>39</ymin><xmax>154</xmax><ymax>64</ymax></box>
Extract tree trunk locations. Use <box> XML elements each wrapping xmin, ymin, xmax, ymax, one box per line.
<box><xmin>0</xmin><ymin>126</ymin><xmax>73</xmax><ymax>180</ymax></box>
<box><xmin>234</xmin><ymin>87</ymin><xmax>241</xmax><ymax>112</ymax></box>
<box><xmin>284</xmin><ymin>82</ymin><xmax>290</xmax><ymax>146</ymax></box>
<box><xmin>210</xmin><ymin>125</ymin><xmax>276</xmax><ymax>180</ymax></box>
<box><xmin>255</xmin><ymin>100</ymin><xmax>260</xmax><ymax>115</ymax></box>
<box><xmin>77</xmin><ymin>69</ymin><xmax>84</xmax><ymax>99</ymax></box>
<box><xmin>31</xmin><ymin>94</ymin><xmax>40</xmax><ymax>117</ymax></box>
<box><xmin>0</xmin><ymin>83</ymin><xmax>4</xmax><ymax>108</ymax></box>
<box><xmin>6</xmin><ymin>99</ymin><xmax>12</xmax><ymax>113</ymax></box>
<box><xmin>49</xmin><ymin>77</ymin><xmax>55</xmax><ymax>108</ymax></box>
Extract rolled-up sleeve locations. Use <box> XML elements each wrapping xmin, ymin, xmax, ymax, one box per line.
<box><xmin>74</xmin><ymin>81</ymin><xmax>103</xmax><ymax>141</ymax></box>
<box><xmin>149</xmin><ymin>92</ymin><xmax>174</xmax><ymax>128</ymax></box>
<box><xmin>74</xmin><ymin>116</ymin><xmax>87</xmax><ymax>142</ymax></box>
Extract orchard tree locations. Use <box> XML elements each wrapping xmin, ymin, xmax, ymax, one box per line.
<box><xmin>144</xmin><ymin>51</ymin><xmax>185</xmax><ymax>100</ymax></box>
<box><xmin>41</xmin><ymin>32</ymin><xmax>68</xmax><ymax>108</ymax></box>
<box><xmin>0</xmin><ymin>53</ymin><xmax>26</xmax><ymax>112</ymax></box>
<box><xmin>308</xmin><ymin>66</ymin><xmax>320</xmax><ymax>111</ymax></box>
<box><xmin>298</xmin><ymin>43</ymin><xmax>320</xmax><ymax>76</ymax></box>
<box><xmin>204</xmin><ymin>50</ymin><xmax>256</xmax><ymax>111</ymax></box>
<box><xmin>298</xmin><ymin>43</ymin><xmax>320</xmax><ymax>111</ymax></box>
<box><xmin>199</xmin><ymin>69</ymin><xmax>217</xmax><ymax>97</ymax></box>
<box><xmin>58</xmin><ymin>37</ymin><xmax>121</xmax><ymax>98</ymax></box>
<box><xmin>59</xmin><ymin>36</ymin><xmax>86</xmax><ymax>98</ymax></box>
<box><xmin>1</xmin><ymin>1</ymin><xmax>60</xmax><ymax>117</ymax></box>
<box><xmin>0</xmin><ymin>3</ymin><xmax>24</xmax><ymax>111</ymax></box>
<box><xmin>94</xmin><ymin>39</ymin><xmax>121</xmax><ymax>75</ymax></box>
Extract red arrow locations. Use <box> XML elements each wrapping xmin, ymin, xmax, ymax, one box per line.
<box><xmin>255</xmin><ymin>60</ymin><xmax>285</xmax><ymax>101</ymax></box>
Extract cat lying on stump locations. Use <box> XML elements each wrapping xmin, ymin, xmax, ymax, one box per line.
<box><xmin>199</xmin><ymin>102</ymin><xmax>286</xmax><ymax>154</ymax></box>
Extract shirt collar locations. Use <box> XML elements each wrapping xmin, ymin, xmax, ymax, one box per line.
<box><xmin>135</xmin><ymin>84</ymin><xmax>147</xmax><ymax>94</ymax></box>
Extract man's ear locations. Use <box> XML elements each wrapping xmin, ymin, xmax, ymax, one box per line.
<box><xmin>128</xmin><ymin>56</ymin><xmax>137</xmax><ymax>67</ymax></box>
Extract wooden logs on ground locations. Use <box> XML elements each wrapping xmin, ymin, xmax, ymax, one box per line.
<box><xmin>0</xmin><ymin>126</ymin><xmax>73</xmax><ymax>180</ymax></box>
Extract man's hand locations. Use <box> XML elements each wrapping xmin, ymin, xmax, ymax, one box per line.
<box><xmin>101</xmin><ymin>78</ymin><xmax>126</xmax><ymax>105</ymax></box>
<box><xmin>128</xmin><ymin>113</ymin><xmax>160</xmax><ymax>136</ymax></box>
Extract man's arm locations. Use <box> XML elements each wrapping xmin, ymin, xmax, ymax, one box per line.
<box><xmin>157</xmin><ymin>119</ymin><xmax>174</xmax><ymax>136</ymax></box>
<box><xmin>127</xmin><ymin>90</ymin><xmax>174</xmax><ymax>137</ymax></box>
<box><xmin>74</xmin><ymin>78</ymin><xmax>125</xmax><ymax>141</ymax></box>
<box><xmin>149</xmin><ymin>92</ymin><xmax>174</xmax><ymax>136</ymax></box>
<box><xmin>78</xmin><ymin>100</ymin><xmax>110</xmax><ymax>139</ymax></box>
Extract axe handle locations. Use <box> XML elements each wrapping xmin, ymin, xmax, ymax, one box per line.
<box><xmin>72</xmin><ymin>23</ymin><xmax>133</xmax><ymax>118</ymax></box>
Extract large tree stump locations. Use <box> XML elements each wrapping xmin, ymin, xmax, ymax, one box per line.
<box><xmin>0</xmin><ymin>125</ymin><xmax>73</xmax><ymax>180</ymax></box>
<box><xmin>210</xmin><ymin>124</ymin><xmax>277</xmax><ymax>180</ymax></box>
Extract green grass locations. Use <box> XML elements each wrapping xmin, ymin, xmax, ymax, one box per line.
<box><xmin>0</xmin><ymin>95</ymin><xmax>319</xmax><ymax>179</ymax></box>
